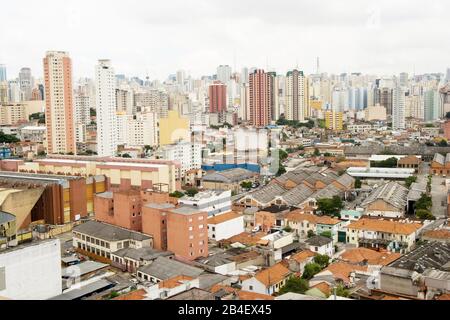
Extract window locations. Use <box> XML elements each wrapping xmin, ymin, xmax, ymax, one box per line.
<box><xmin>189</xmin><ymin>227</ymin><xmax>193</xmax><ymax>231</ymax></box>
<box><xmin>315</xmin><ymin>247</ymin><xmax>318</xmax><ymax>252</ymax></box>
<box><xmin>249</xmin><ymin>285</ymin><xmax>253</xmax><ymax>290</ymax></box>
<box><xmin>198</xmin><ymin>216</ymin><xmax>204</xmax><ymax>221</ymax></box>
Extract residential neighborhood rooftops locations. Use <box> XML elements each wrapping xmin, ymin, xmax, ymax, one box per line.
<box><xmin>361</xmin><ymin>181</ymin><xmax>408</xmax><ymax>210</ymax></box>
<box><xmin>340</xmin><ymin>248</ymin><xmax>401</xmax><ymax>266</ymax></box>
<box><xmin>202</xmin><ymin>168</ymin><xmax>257</xmax><ymax>183</ymax></box>
<box><xmin>113</xmin><ymin>247</ymin><xmax>173</xmax><ymax>261</ymax></box>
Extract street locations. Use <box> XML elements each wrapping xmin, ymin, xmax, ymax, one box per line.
<box><xmin>418</xmin><ymin>162</ymin><xmax>448</xmax><ymax>218</ymax></box>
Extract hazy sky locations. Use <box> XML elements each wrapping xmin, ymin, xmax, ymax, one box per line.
<box><xmin>1</xmin><ymin>0</ymin><xmax>449</xmax><ymax>80</ymax></box>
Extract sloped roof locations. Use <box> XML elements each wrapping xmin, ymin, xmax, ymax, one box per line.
<box><xmin>281</xmin><ymin>185</ymin><xmax>315</xmax><ymax>206</ymax></box>
<box><xmin>254</xmin><ymin>263</ymin><xmax>291</xmax><ymax>287</ymax></box>
<box><xmin>361</xmin><ymin>181</ymin><xmax>408</xmax><ymax>210</ymax></box>
<box><xmin>203</xmin><ymin>168</ymin><xmax>257</xmax><ymax>183</ymax></box>
<box><xmin>433</xmin><ymin>153</ymin><xmax>445</xmax><ymax>165</ymax></box>
<box><xmin>347</xmin><ymin>218</ymin><xmax>422</xmax><ymax>235</ymax></box>
<box><xmin>137</xmin><ymin>257</ymin><xmax>204</xmax><ymax>280</ymax></box>
<box><xmin>247</xmin><ymin>183</ymin><xmax>287</xmax><ymax>205</ymax></box>
<box><xmin>340</xmin><ymin>248</ymin><xmax>401</xmax><ymax>266</ymax></box>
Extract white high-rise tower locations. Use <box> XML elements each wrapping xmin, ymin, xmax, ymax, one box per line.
<box><xmin>392</xmin><ymin>84</ymin><xmax>406</xmax><ymax>130</ymax></box>
<box><xmin>95</xmin><ymin>59</ymin><xmax>118</xmax><ymax>157</ymax></box>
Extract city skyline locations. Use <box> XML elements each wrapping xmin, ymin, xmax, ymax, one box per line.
<box><xmin>1</xmin><ymin>0</ymin><xmax>449</xmax><ymax>80</ymax></box>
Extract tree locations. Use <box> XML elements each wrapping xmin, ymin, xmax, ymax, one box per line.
<box><xmin>307</xmin><ymin>230</ymin><xmax>316</xmax><ymax>238</ymax></box>
<box><xmin>320</xmin><ymin>231</ymin><xmax>333</xmax><ymax>239</ymax></box>
<box><xmin>313</xmin><ymin>148</ymin><xmax>321</xmax><ymax>157</ymax></box>
<box><xmin>90</xmin><ymin>108</ymin><xmax>96</xmax><ymax>117</ymax></box>
<box><xmin>371</xmin><ymin>157</ymin><xmax>398</xmax><ymax>168</ymax></box>
<box><xmin>355</xmin><ymin>178</ymin><xmax>362</xmax><ymax>189</ymax></box>
<box><xmin>277</xmin><ymin>164</ymin><xmax>287</xmax><ymax>176</ymax></box>
<box><xmin>121</xmin><ymin>153</ymin><xmax>132</xmax><ymax>158</ymax></box>
<box><xmin>302</xmin><ymin>263</ymin><xmax>322</xmax><ymax>280</ymax></box>
<box><xmin>438</xmin><ymin>139</ymin><xmax>448</xmax><ymax>147</ymax></box>
<box><xmin>278</xmin><ymin>149</ymin><xmax>289</xmax><ymax>161</ymax></box>
<box><xmin>446</xmin><ymin>112</ymin><xmax>450</xmax><ymax>120</ymax></box>
<box><xmin>415</xmin><ymin>194</ymin><xmax>432</xmax><ymax>210</ymax></box>
<box><xmin>335</xmin><ymin>284</ymin><xmax>350</xmax><ymax>298</ymax></box>
<box><xmin>241</xmin><ymin>181</ymin><xmax>253</xmax><ymax>189</ymax></box>
<box><xmin>185</xmin><ymin>188</ymin><xmax>199</xmax><ymax>197</ymax></box>
<box><xmin>313</xmin><ymin>255</ymin><xmax>330</xmax><ymax>268</ymax></box>
<box><xmin>278</xmin><ymin>276</ymin><xmax>309</xmax><ymax>295</ymax></box>
<box><xmin>169</xmin><ymin>191</ymin><xmax>185</xmax><ymax>198</ymax></box>
<box><xmin>0</xmin><ymin>132</ymin><xmax>20</xmax><ymax>143</ymax></box>
<box><xmin>416</xmin><ymin>209</ymin><xmax>436</xmax><ymax>221</ymax></box>
<box><xmin>283</xmin><ymin>226</ymin><xmax>293</xmax><ymax>233</ymax></box>
<box><xmin>324</xmin><ymin>152</ymin><xmax>332</xmax><ymax>157</ymax></box>
<box><xmin>405</xmin><ymin>176</ymin><xmax>417</xmax><ymax>189</ymax></box>
<box><xmin>317</xmin><ymin>196</ymin><xmax>344</xmax><ymax>217</ymax></box>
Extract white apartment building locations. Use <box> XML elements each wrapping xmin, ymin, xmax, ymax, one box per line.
<box><xmin>392</xmin><ymin>85</ymin><xmax>406</xmax><ymax>130</ymax></box>
<box><xmin>116</xmin><ymin>112</ymin><xmax>159</xmax><ymax>147</ymax></box>
<box><xmin>179</xmin><ymin>190</ymin><xmax>232</xmax><ymax>217</ymax></box>
<box><xmin>74</xmin><ymin>93</ymin><xmax>91</xmax><ymax>126</ymax></box>
<box><xmin>160</xmin><ymin>142</ymin><xmax>202</xmax><ymax>178</ymax></box>
<box><xmin>96</xmin><ymin>59</ymin><xmax>118</xmax><ymax>157</ymax></box>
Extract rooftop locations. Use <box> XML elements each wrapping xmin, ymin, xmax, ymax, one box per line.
<box><xmin>73</xmin><ymin>220</ymin><xmax>152</xmax><ymax>242</ymax></box>
<box><xmin>361</xmin><ymin>181</ymin><xmax>409</xmax><ymax>210</ymax></box>
<box><xmin>254</xmin><ymin>263</ymin><xmax>291</xmax><ymax>287</ymax></box>
<box><xmin>0</xmin><ymin>211</ymin><xmax>15</xmax><ymax>224</ymax></box>
<box><xmin>347</xmin><ymin>218</ymin><xmax>422</xmax><ymax>235</ymax></box>
<box><xmin>138</xmin><ymin>256</ymin><xmax>204</xmax><ymax>281</ymax></box>
<box><xmin>306</xmin><ymin>235</ymin><xmax>333</xmax><ymax>247</ymax></box>
<box><xmin>170</xmin><ymin>206</ymin><xmax>205</xmax><ymax>216</ymax></box>
<box><xmin>207</xmin><ymin>211</ymin><xmax>242</xmax><ymax>225</ymax></box>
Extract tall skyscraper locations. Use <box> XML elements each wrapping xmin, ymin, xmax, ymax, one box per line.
<box><xmin>241</xmin><ymin>67</ymin><xmax>249</xmax><ymax>84</ymax></box>
<box><xmin>208</xmin><ymin>81</ymin><xmax>227</xmax><ymax>114</ymax></box>
<box><xmin>285</xmin><ymin>69</ymin><xmax>308</xmax><ymax>121</ymax></box>
<box><xmin>217</xmin><ymin>65</ymin><xmax>232</xmax><ymax>84</ymax></box>
<box><xmin>43</xmin><ymin>51</ymin><xmax>76</xmax><ymax>154</ymax></box>
<box><xmin>424</xmin><ymin>89</ymin><xmax>441</xmax><ymax>122</ymax></box>
<box><xmin>95</xmin><ymin>59</ymin><xmax>118</xmax><ymax>157</ymax></box>
<box><xmin>249</xmin><ymin>69</ymin><xmax>273</xmax><ymax>127</ymax></box>
<box><xmin>380</xmin><ymin>87</ymin><xmax>393</xmax><ymax>115</ymax></box>
<box><xmin>392</xmin><ymin>85</ymin><xmax>406</xmax><ymax>130</ymax></box>
<box><xmin>19</xmin><ymin>67</ymin><xmax>33</xmax><ymax>101</ymax></box>
<box><xmin>0</xmin><ymin>64</ymin><xmax>6</xmax><ymax>82</ymax></box>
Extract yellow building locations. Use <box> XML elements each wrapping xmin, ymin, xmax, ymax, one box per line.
<box><xmin>159</xmin><ymin>110</ymin><xmax>190</xmax><ymax>146</ymax></box>
<box><xmin>310</xmin><ymin>100</ymin><xmax>323</xmax><ymax>111</ymax></box>
<box><xmin>325</xmin><ymin>111</ymin><xmax>343</xmax><ymax>131</ymax></box>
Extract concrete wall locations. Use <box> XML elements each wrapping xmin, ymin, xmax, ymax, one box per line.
<box><xmin>0</xmin><ymin>239</ymin><xmax>62</xmax><ymax>299</ymax></box>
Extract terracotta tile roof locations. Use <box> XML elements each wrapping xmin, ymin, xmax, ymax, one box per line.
<box><xmin>340</xmin><ymin>248</ymin><xmax>401</xmax><ymax>266</ymax></box>
<box><xmin>423</xmin><ymin>229</ymin><xmax>450</xmax><ymax>240</ymax></box>
<box><xmin>316</xmin><ymin>216</ymin><xmax>341</xmax><ymax>225</ymax></box>
<box><xmin>436</xmin><ymin>293</ymin><xmax>450</xmax><ymax>300</ymax></box>
<box><xmin>208</xmin><ymin>211</ymin><xmax>242</xmax><ymax>225</ymax></box>
<box><xmin>322</xmin><ymin>262</ymin><xmax>368</xmax><ymax>284</ymax></box>
<box><xmin>210</xmin><ymin>284</ymin><xmax>237</xmax><ymax>294</ymax></box>
<box><xmin>290</xmin><ymin>250</ymin><xmax>317</xmax><ymax>263</ymax></box>
<box><xmin>113</xmin><ymin>289</ymin><xmax>147</xmax><ymax>300</ymax></box>
<box><xmin>238</xmin><ymin>275</ymin><xmax>252</xmax><ymax>281</ymax></box>
<box><xmin>311</xmin><ymin>282</ymin><xmax>331</xmax><ymax>296</ymax></box>
<box><xmin>285</xmin><ymin>212</ymin><xmax>319</xmax><ymax>224</ymax></box>
<box><xmin>238</xmin><ymin>291</ymin><xmax>274</xmax><ymax>300</ymax></box>
<box><xmin>158</xmin><ymin>275</ymin><xmax>194</xmax><ymax>289</ymax></box>
<box><xmin>222</xmin><ymin>232</ymin><xmax>266</xmax><ymax>246</ymax></box>
<box><xmin>347</xmin><ymin>218</ymin><xmax>422</xmax><ymax>235</ymax></box>
<box><xmin>254</xmin><ymin>263</ymin><xmax>291</xmax><ymax>287</ymax></box>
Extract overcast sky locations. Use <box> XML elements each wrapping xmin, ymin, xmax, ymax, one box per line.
<box><xmin>1</xmin><ymin>0</ymin><xmax>449</xmax><ymax>80</ymax></box>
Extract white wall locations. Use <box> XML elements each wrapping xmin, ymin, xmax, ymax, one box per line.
<box><xmin>0</xmin><ymin>239</ymin><xmax>62</xmax><ymax>300</ymax></box>
<box><xmin>208</xmin><ymin>216</ymin><xmax>245</xmax><ymax>241</ymax></box>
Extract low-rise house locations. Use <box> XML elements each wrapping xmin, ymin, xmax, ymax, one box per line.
<box><xmin>178</xmin><ymin>190</ymin><xmax>232</xmax><ymax>217</ymax></box>
<box><xmin>311</xmin><ymin>262</ymin><xmax>369</xmax><ymax>288</ymax></box>
<box><xmin>339</xmin><ymin>248</ymin><xmax>401</xmax><ymax>267</ymax></box>
<box><xmin>430</xmin><ymin>153</ymin><xmax>450</xmax><ymax>176</ymax></box>
<box><xmin>305</xmin><ymin>236</ymin><xmax>334</xmax><ymax>257</ymax></box>
<box><xmin>146</xmin><ymin>275</ymin><xmax>200</xmax><ymax>300</ymax></box>
<box><xmin>287</xmin><ymin>250</ymin><xmax>316</xmax><ymax>273</ymax></box>
<box><xmin>316</xmin><ymin>216</ymin><xmax>343</xmax><ymax>243</ymax></box>
<box><xmin>347</xmin><ymin>218</ymin><xmax>422</xmax><ymax>253</ymax></box>
<box><xmin>397</xmin><ymin>156</ymin><xmax>421</xmax><ymax>172</ymax></box>
<box><xmin>240</xmin><ymin>263</ymin><xmax>291</xmax><ymax>295</ymax></box>
<box><xmin>72</xmin><ymin>220</ymin><xmax>153</xmax><ymax>263</ymax></box>
<box><xmin>254</xmin><ymin>206</ymin><xmax>290</xmax><ymax>232</ymax></box>
<box><xmin>284</xmin><ymin>211</ymin><xmax>318</xmax><ymax>239</ymax></box>
<box><xmin>207</xmin><ymin>211</ymin><xmax>244</xmax><ymax>241</ymax></box>
<box><xmin>422</xmin><ymin>229</ymin><xmax>450</xmax><ymax>243</ymax></box>
<box><xmin>360</xmin><ymin>182</ymin><xmax>408</xmax><ymax>218</ymax></box>
<box><xmin>136</xmin><ymin>256</ymin><xmax>204</xmax><ymax>283</ymax></box>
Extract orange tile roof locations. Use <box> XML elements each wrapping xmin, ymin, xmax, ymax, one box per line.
<box><xmin>436</xmin><ymin>294</ymin><xmax>450</xmax><ymax>300</ymax></box>
<box><xmin>238</xmin><ymin>291</ymin><xmax>274</xmax><ymax>300</ymax></box>
<box><xmin>254</xmin><ymin>263</ymin><xmax>291</xmax><ymax>287</ymax></box>
<box><xmin>423</xmin><ymin>229</ymin><xmax>450</xmax><ymax>240</ymax></box>
<box><xmin>316</xmin><ymin>216</ymin><xmax>341</xmax><ymax>225</ymax></box>
<box><xmin>222</xmin><ymin>232</ymin><xmax>266</xmax><ymax>246</ymax></box>
<box><xmin>290</xmin><ymin>250</ymin><xmax>317</xmax><ymax>263</ymax></box>
<box><xmin>347</xmin><ymin>218</ymin><xmax>422</xmax><ymax>235</ymax></box>
<box><xmin>113</xmin><ymin>289</ymin><xmax>147</xmax><ymax>300</ymax></box>
<box><xmin>340</xmin><ymin>248</ymin><xmax>401</xmax><ymax>266</ymax></box>
<box><xmin>285</xmin><ymin>212</ymin><xmax>319</xmax><ymax>224</ymax></box>
<box><xmin>208</xmin><ymin>211</ymin><xmax>243</xmax><ymax>225</ymax></box>
<box><xmin>323</xmin><ymin>262</ymin><xmax>368</xmax><ymax>284</ymax></box>
<box><xmin>158</xmin><ymin>275</ymin><xmax>194</xmax><ymax>289</ymax></box>
<box><xmin>312</xmin><ymin>282</ymin><xmax>331</xmax><ymax>296</ymax></box>
<box><xmin>210</xmin><ymin>285</ymin><xmax>237</xmax><ymax>294</ymax></box>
